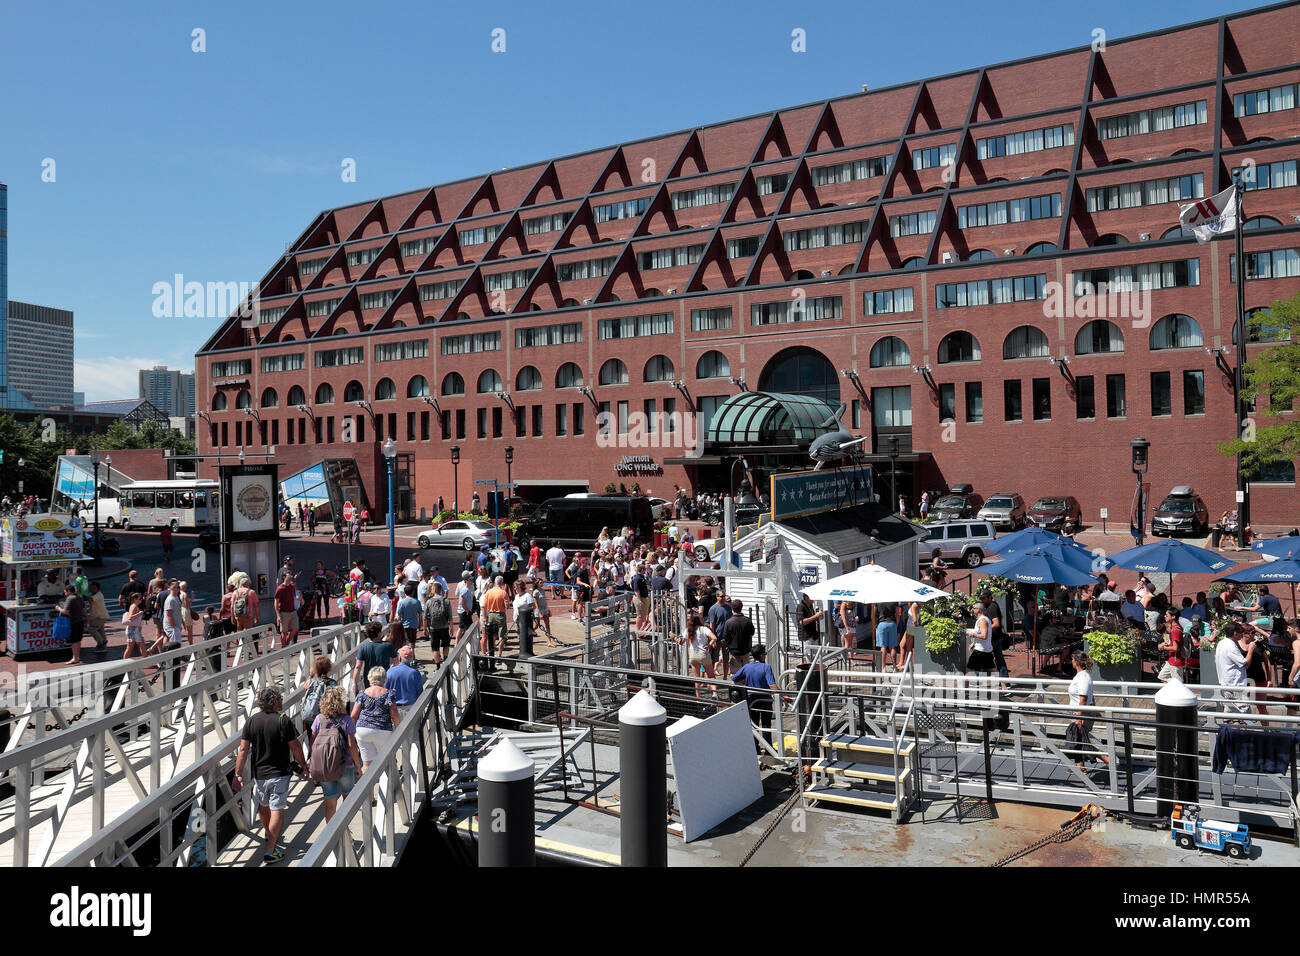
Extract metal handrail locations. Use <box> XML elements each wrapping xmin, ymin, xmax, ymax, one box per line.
<box><xmin>5</xmin><ymin>623</ymin><xmax>361</xmax><ymax>867</ymax></box>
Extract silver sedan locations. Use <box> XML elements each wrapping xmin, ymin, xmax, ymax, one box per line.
<box><xmin>417</xmin><ymin>519</ymin><xmax>500</xmax><ymax>551</ymax></box>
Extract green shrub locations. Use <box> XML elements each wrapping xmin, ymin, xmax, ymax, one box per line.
<box><xmin>604</xmin><ymin>482</ymin><xmax>617</xmax><ymax>495</ymax></box>
<box><xmin>923</xmin><ymin>616</ymin><xmax>961</xmax><ymax>655</ymax></box>
<box><xmin>1084</xmin><ymin>629</ymin><xmax>1138</xmax><ymax>666</ymax></box>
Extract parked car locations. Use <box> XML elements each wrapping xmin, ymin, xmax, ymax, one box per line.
<box><xmin>514</xmin><ymin>496</ymin><xmax>655</xmax><ymax>550</ymax></box>
<box><xmin>977</xmin><ymin>492</ymin><xmax>1027</xmax><ymax>530</ymax></box>
<box><xmin>929</xmin><ymin>484</ymin><xmax>983</xmax><ymax>520</ymax></box>
<box><xmin>922</xmin><ymin>520</ymin><xmax>996</xmax><ymax>568</ymax></box>
<box><xmin>417</xmin><ymin>519</ymin><xmax>500</xmax><ymax>551</ymax></box>
<box><xmin>705</xmin><ymin>501</ymin><xmax>766</xmax><ymax>527</ymax></box>
<box><xmin>1026</xmin><ymin>495</ymin><xmax>1082</xmax><ymax>533</ymax></box>
<box><xmin>1152</xmin><ymin>486</ymin><xmax>1210</xmax><ymax>537</ymax></box>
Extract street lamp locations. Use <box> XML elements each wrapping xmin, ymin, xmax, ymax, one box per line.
<box><xmin>382</xmin><ymin>437</ymin><xmax>397</xmax><ymax>580</ymax></box>
<box><xmin>1131</xmin><ymin>438</ymin><xmax>1150</xmax><ymax>546</ymax></box>
<box><xmin>17</xmin><ymin>457</ymin><xmax>24</xmax><ymax>496</ymax></box>
<box><xmin>504</xmin><ymin>445</ymin><xmax>514</xmax><ymax>512</ymax></box>
<box><xmin>91</xmin><ymin>448</ymin><xmax>102</xmax><ymax>566</ymax></box>
<box><xmin>450</xmin><ymin>444</ymin><xmax>461</xmax><ymax>514</ymax></box>
<box><xmin>888</xmin><ymin>435</ymin><xmax>900</xmax><ymax>513</ymax></box>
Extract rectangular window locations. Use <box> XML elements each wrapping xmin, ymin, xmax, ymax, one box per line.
<box><xmin>419</xmin><ymin>279</ymin><xmax>464</xmax><ymax>301</ymax></box>
<box><xmin>522</xmin><ymin>211</ymin><xmax>573</xmax><ymax>235</ymax></box>
<box><xmin>783</xmin><ymin>221</ymin><xmax>867</xmax><ymax>251</ymax></box>
<box><xmin>1085</xmin><ymin>173</ymin><xmax>1203</xmax><ymax>212</ymax></box>
<box><xmin>726</xmin><ymin>236</ymin><xmax>761</xmax><ymax>258</ymax></box>
<box><xmin>1243</xmin><ymin>159</ymin><xmax>1298</xmax><ymax>191</ymax></box>
<box><xmin>359</xmin><ymin>290</ymin><xmax>397</xmax><ymax>311</ymax></box>
<box><xmin>936</xmin><ymin>275</ymin><xmax>1046</xmax><ymax>309</ymax></box>
<box><xmin>1150</xmin><ymin>371</ymin><xmax>1172</xmax><ymax>417</ymax></box>
<box><xmin>1072</xmin><ymin>258</ymin><xmax>1200</xmax><ymax>294</ymax></box>
<box><xmin>965</xmin><ymin>382</ymin><xmax>983</xmax><ymax>423</ymax></box>
<box><xmin>260</xmin><ymin>353</ymin><xmax>305</xmax><ymax>373</ymax></box>
<box><xmin>1096</xmin><ymin>100</ymin><xmax>1207</xmax><ymax>139</ymax></box>
<box><xmin>1183</xmin><ymin>370</ymin><xmax>1205</xmax><ymax>416</ymax></box>
<box><xmin>515</xmin><ymin>322</ymin><xmax>583</xmax><ymax>348</ymax></box>
<box><xmin>346</xmin><ymin>247</ymin><xmax>381</xmax><ymax>268</ymax></box>
<box><xmin>957</xmin><ymin>194</ymin><xmax>1061</xmax><ymax>228</ymax></box>
<box><xmin>407</xmin><ymin>411</ymin><xmax>416</xmax><ymax>442</ymax></box>
<box><xmin>441</xmin><ymin>332</ymin><xmax>501</xmax><ymax>355</ymax></box>
<box><xmin>313</xmin><ymin>347</ymin><xmax>365</xmax><ymax>368</ymax></box>
<box><xmin>912</xmin><ymin>143</ymin><xmax>956</xmax><ymax>170</ymax></box>
<box><xmin>617</xmin><ymin>401</ymin><xmax>629</xmax><ymax>435</ymax></box>
<box><xmin>1233</xmin><ymin>83</ymin><xmax>1299</xmax><ymax>117</ymax></box>
<box><xmin>597</xmin><ymin>312</ymin><xmax>674</xmax><ymax>339</ymax></box>
<box><xmin>375</xmin><ymin>340</ymin><xmax>429</xmax><ymax>362</ymax></box>
<box><xmin>555</xmin><ymin>256</ymin><xmax>618</xmax><ymax>282</ymax></box>
<box><xmin>532</xmin><ymin>404</ymin><xmax>543</xmax><ymax>436</ymax></box>
<box><xmin>459</xmin><ymin>224</ymin><xmax>503</xmax><ymax>246</ymax></box>
<box><xmin>939</xmin><ymin>383</ymin><xmax>955</xmax><ymax>422</ymax></box>
<box><xmin>691</xmin><ymin>307</ymin><xmax>733</xmax><ymax>331</ymax></box>
<box><xmin>211</xmin><ymin>359</ymin><xmax>252</xmax><ymax>378</ymax></box>
<box><xmin>1004</xmin><ymin>380</ymin><xmax>1023</xmax><ymax>422</ymax></box>
<box><xmin>670</xmin><ymin>183</ymin><xmax>735</xmax><ymax>210</ymax></box>
<box><xmin>297</xmin><ymin>256</ymin><xmax>328</xmax><ymax>276</ymax></box>
<box><xmin>975</xmin><ymin>123</ymin><xmax>1075</xmax><ymax>160</ymax></box>
<box><xmin>257</xmin><ymin>305</ymin><xmax>289</xmax><ymax>326</ymax></box>
<box><xmin>811</xmin><ymin>155</ymin><xmax>890</xmax><ymax>185</ymax></box>
<box><xmin>555</xmin><ymin>403</ymin><xmax>568</xmax><ymax>436</ymax></box>
<box><xmin>1231</xmin><ymin>248</ymin><xmax>1300</xmax><ymax>281</ymax></box>
<box><xmin>851</xmin><ymin>399</ymin><xmax>861</xmax><ymax>429</ymax></box>
<box><xmin>515</xmin><ymin>407</ymin><xmax>526</xmax><ymax>438</ymax></box>
<box><xmin>573</xmin><ymin>403</ymin><xmax>584</xmax><ymax>436</ymax></box>
<box><xmin>862</xmin><ymin>288</ymin><xmax>914</xmax><ymax>316</ymax></box>
<box><xmin>643</xmin><ymin>398</ymin><xmax>657</xmax><ymax>433</ymax></box>
<box><xmin>305</xmin><ymin>298</ymin><xmax>342</xmax><ymax>318</ymax></box>
<box><xmin>593</xmin><ymin>197</ymin><xmax>652</xmax><ymax>222</ymax></box>
<box><xmin>1032</xmin><ymin>378</ymin><xmax>1051</xmax><ymax>421</ymax></box>
<box><xmin>598</xmin><ymin>401</ymin><xmax>611</xmax><ymax>437</ymax></box>
<box><xmin>399</xmin><ymin>236</ymin><xmax>438</xmax><ymax>258</ymax></box>
<box><xmin>871</xmin><ymin>386</ymin><xmax>912</xmax><ymax>427</ymax></box>
<box><xmin>492</xmin><ymin>407</ymin><xmax>502</xmax><ymax>439</ymax></box>
<box><xmin>483</xmin><ymin>268</ymin><xmax>537</xmax><ymax>292</ymax></box>
<box><xmin>756</xmin><ymin>173</ymin><xmax>789</xmax><ymax>195</ymax></box>
<box><xmin>889</xmin><ymin>210</ymin><xmax>937</xmax><ymax>237</ymax></box>
<box><xmin>421</xmin><ymin>410</ymin><xmax>430</xmax><ymax>441</ymax></box>
<box><xmin>750</xmin><ymin>295</ymin><xmax>842</xmax><ymax>326</ymax></box>
<box><xmin>637</xmin><ymin>244</ymin><xmax>705</xmax><ymax>270</ymax></box>
<box><xmin>476</xmin><ymin>408</ymin><xmax>487</xmax><ymax>439</ymax></box>
<box><xmin>455</xmin><ymin>409</ymin><xmax>465</xmax><ymax>440</ymax></box>
<box><xmin>1076</xmin><ymin>375</ymin><xmax>1096</xmax><ymax>419</ymax></box>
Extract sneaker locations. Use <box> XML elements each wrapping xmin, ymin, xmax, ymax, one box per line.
<box><xmin>263</xmin><ymin>849</ymin><xmax>285</xmax><ymax>864</ymax></box>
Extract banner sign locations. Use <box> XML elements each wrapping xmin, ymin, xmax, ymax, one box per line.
<box><xmin>1</xmin><ymin>515</ymin><xmax>85</xmax><ymax>564</ymax></box>
<box><xmin>770</xmin><ymin>465</ymin><xmax>873</xmax><ymax>521</ymax></box>
<box><xmin>7</xmin><ymin>604</ymin><xmax>64</xmax><ymax>655</ymax></box>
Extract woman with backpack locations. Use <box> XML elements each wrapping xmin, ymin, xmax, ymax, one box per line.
<box><xmin>310</xmin><ymin>685</ymin><xmax>363</xmax><ymax>823</ymax></box>
<box><xmin>301</xmin><ymin>655</ymin><xmax>337</xmax><ymax>740</ymax></box>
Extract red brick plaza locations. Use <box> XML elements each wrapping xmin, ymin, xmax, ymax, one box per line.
<box><xmin>197</xmin><ymin>3</ymin><xmax>1299</xmax><ymax>525</ymax></box>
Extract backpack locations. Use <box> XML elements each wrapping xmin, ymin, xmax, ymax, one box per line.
<box><xmin>634</xmin><ymin>574</ymin><xmax>649</xmax><ymax>599</ymax></box>
<box><xmin>301</xmin><ymin>677</ymin><xmax>335</xmax><ymax>725</ymax></box>
<box><xmin>308</xmin><ymin>715</ymin><xmax>348</xmax><ymax>783</ymax></box>
<box><xmin>425</xmin><ymin>595</ymin><xmax>450</xmax><ymax>629</ymax></box>
<box><xmin>232</xmin><ymin>587</ymin><xmax>250</xmax><ymax>618</ymax></box>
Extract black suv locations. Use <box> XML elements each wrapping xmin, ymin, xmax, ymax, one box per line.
<box><xmin>929</xmin><ymin>484</ymin><xmax>982</xmax><ymax>520</ymax></box>
<box><xmin>1152</xmin><ymin>486</ymin><xmax>1210</xmax><ymax>537</ymax></box>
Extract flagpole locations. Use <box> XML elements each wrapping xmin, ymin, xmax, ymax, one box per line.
<box><xmin>1231</xmin><ymin>169</ymin><xmax>1249</xmax><ymax>548</ymax></box>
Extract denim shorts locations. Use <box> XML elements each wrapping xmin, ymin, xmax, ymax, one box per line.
<box><xmin>252</xmin><ymin>774</ymin><xmax>291</xmax><ymax>810</ymax></box>
<box><xmin>319</xmin><ymin>766</ymin><xmax>356</xmax><ymax>800</ymax></box>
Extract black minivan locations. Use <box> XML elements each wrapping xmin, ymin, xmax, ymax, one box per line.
<box><xmin>514</xmin><ymin>496</ymin><xmax>655</xmax><ymax>549</ymax></box>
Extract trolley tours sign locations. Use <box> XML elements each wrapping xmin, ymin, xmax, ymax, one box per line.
<box><xmin>1</xmin><ymin>515</ymin><xmax>85</xmax><ymax>564</ymax></box>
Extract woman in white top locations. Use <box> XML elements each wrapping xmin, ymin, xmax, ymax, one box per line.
<box><xmin>678</xmin><ymin>612</ymin><xmax>718</xmax><ymax>697</ymax></box>
<box><xmin>1067</xmin><ymin>651</ymin><xmax>1110</xmax><ymax>772</ymax></box>
<box><xmin>512</xmin><ymin>580</ymin><xmax>536</xmax><ymax>655</ymax></box>
<box><xmin>369</xmin><ymin>586</ymin><xmax>391</xmax><ymax>624</ymax></box>
<box><xmin>965</xmin><ymin>606</ymin><xmax>996</xmax><ymax>674</ymax></box>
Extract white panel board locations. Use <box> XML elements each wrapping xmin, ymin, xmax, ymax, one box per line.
<box><xmin>667</xmin><ymin>702</ymin><xmax>764</xmax><ymax>841</ymax></box>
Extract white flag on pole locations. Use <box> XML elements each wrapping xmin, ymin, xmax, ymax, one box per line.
<box><xmin>1178</xmin><ymin>185</ymin><xmax>1239</xmax><ymax>242</ymax></box>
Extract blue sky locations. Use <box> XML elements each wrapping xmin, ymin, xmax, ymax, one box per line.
<box><xmin>0</xmin><ymin>0</ymin><xmax>1264</xmax><ymax>401</ymax></box>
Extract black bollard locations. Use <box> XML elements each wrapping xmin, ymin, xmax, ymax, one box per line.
<box><xmin>795</xmin><ymin>661</ymin><xmax>827</xmax><ymax>762</ymax></box>
<box><xmin>619</xmin><ymin>689</ymin><xmax>667</xmax><ymax>867</ymax></box>
<box><xmin>477</xmin><ymin>737</ymin><xmax>536</xmax><ymax>867</ymax></box>
<box><xmin>1154</xmin><ymin>681</ymin><xmax>1199</xmax><ymax>820</ymax></box>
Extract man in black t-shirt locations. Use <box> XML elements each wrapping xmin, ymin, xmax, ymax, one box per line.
<box><xmin>118</xmin><ymin>569</ymin><xmax>147</xmax><ymax>610</ymax></box>
<box><xmin>234</xmin><ymin>685</ymin><xmax>306</xmax><ymax>865</ymax></box>
<box><xmin>721</xmin><ymin>600</ymin><xmax>755</xmax><ymax>672</ymax></box>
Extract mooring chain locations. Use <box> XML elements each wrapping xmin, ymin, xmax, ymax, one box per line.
<box><xmin>738</xmin><ymin>780</ymin><xmax>806</xmax><ymax>868</ymax></box>
<box><xmin>990</xmin><ymin>806</ymin><xmax>1101</xmax><ymax>867</ymax></box>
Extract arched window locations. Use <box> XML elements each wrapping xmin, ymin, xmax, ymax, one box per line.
<box><xmin>212</xmin><ymin>392</ymin><xmax>228</xmax><ymax>411</ymax></box>
<box><xmin>375</xmin><ymin>378</ymin><xmax>397</xmax><ymax>401</ymax></box>
<box><xmin>1093</xmin><ymin>233</ymin><xmax>1128</xmax><ymax>246</ymax></box>
<box><xmin>477</xmin><ymin>369</ymin><xmax>503</xmax><ymax>394</ymax></box>
<box><xmin>644</xmin><ymin>355</ymin><xmax>674</xmax><ymax>382</ymax></box>
<box><xmin>260</xmin><ymin>387</ymin><xmax>279</xmax><ymax>408</ymax></box>
<box><xmin>639</xmin><ymin>288</ymin><xmax>663</xmax><ymax>299</ymax></box>
<box><xmin>837</xmin><ymin>264</ymin><xmax>856</xmax><ymax>276</ymax></box>
<box><xmin>287</xmin><ymin>386</ymin><xmax>305</xmax><ymax>407</ymax></box>
<box><xmin>870</xmin><ymin>336</ymin><xmax>911</xmax><ymax>368</ymax></box>
<box><xmin>599</xmin><ymin>359</ymin><xmax>629</xmax><ymax>386</ymax></box>
<box><xmin>1074</xmin><ymin>320</ymin><xmax>1125</xmax><ymax>354</ymax></box>
<box><xmin>515</xmin><ymin>366</ymin><xmax>542</xmax><ymax>391</ymax></box>
<box><xmin>561</xmin><ymin>298</ymin><xmax>580</xmax><ymax>308</ymax></box>
<box><xmin>391</xmin><ymin>320</ymin><xmax>405</xmax><ymax>328</ymax></box>
<box><xmin>1150</xmin><ymin>314</ymin><xmax>1203</xmax><ymax>350</ymax></box>
<box><xmin>456</xmin><ymin>313</ymin><xmax>470</xmax><ymax>322</ymax></box>
<box><xmin>901</xmin><ymin>257</ymin><xmax>925</xmax><ymax>270</ymax></box>
<box><xmin>343</xmin><ymin>381</ymin><xmax>364</xmax><ymax>403</ymax></box>
<box><xmin>1026</xmin><ymin>241</ymin><xmax>1058</xmax><ymax>255</ymax></box>
<box><xmin>966</xmin><ymin>249</ymin><xmax>996</xmax><ymax>262</ymax></box>
<box><xmin>1233</xmin><ymin>307</ymin><xmax>1290</xmax><ymax>344</ymax></box>
<box><xmin>407</xmin><ymin>375</ymin><xmax>430</xmax><ymax>398</ymax></box>
<box><xmin>441</xmin><ymin>372</ymin><xmax>465</xmax><ymax>396</ymax></box>
<box><xmin>758</xmin><ymin>346</ymin><xmax>840</xmax><ymax>405</ymax></box>
<box><xmin>235</xmin><ymin>389</ymin><xmax>252</xmax><ymax>410</ymax></box>
<box><xmin>1244</xmin><ymin>216</ymin><xmax>1282</xmax><ymax>231</ymax></box>
<box><xmin>789</xmin><ymin>270</ymin><xmax>815</xmax><ymax>281</ymax></box>
<box><xmin>696</xmin><ymin>350</ymin><xmax>730</xmax><ymax>379</ymax></box>
<box><xmin>1003</xmin><ymin>326</ymin><xmax>1051</xmax><ymax>360</ymax></box>
<box><xmin>555</xmin><ymin>363</ymin><xmax>583</xmax><ymax>388</ymax></box>
<box><xmin>315</xmin><ymin>383</ymin><xmax>334</xmax><ymax>405</ymax></box>
<box><xmin>937</xmin><ymin>331</ymin><xmax>981</xmax><ymax>364</ymax></box>
<box><xmin>1162</xmin><ymin>225</ymin><xmax>1195</xmax><ymax>239</ymax></box>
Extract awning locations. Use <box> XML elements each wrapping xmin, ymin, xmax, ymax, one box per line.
<box><xmin>705</xmin><ymin>391</ymin><xmax>838</xmax><ymax>445</ymax></box>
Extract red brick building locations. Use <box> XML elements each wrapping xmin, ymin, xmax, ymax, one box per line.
<box><xmin>196</xmin><ymin>3</ymin><xmax>1300</xmax><ymax>526</ymax></box>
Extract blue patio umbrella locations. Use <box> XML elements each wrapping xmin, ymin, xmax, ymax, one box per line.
<box><xmin>1218</xmin><ymin>557</ymin><xmax>1300</xmax><ymax>615</ymax></box>
<box><xmin>975</xmin><ymin>547</ymin><xmax>1099</xmax><ymax>587</ymax></box>
<box><xmin>1253</xmin><ymin>536</ymin><xmax>1300</xmax><ymax>561</ymax></box>
<box><xmin>1107</xmin><ymin>538</ymin><xmax>1234</xmax><ymax>576</ymax></box>
<box><xmin>993</xmin><ymin>540</ymin><xmax>1113</xmax><ymax>573</ymax></box>
<box><xmin>988</xmin><ymin>527</ymin><xmax>1075</xmax><ymax>556</ymax></box>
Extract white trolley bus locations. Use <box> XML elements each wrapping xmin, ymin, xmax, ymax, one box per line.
<box><xmin>116</xmin><ymin>479</ymin><xmax>220</xmax><ymax>531</ymax></box>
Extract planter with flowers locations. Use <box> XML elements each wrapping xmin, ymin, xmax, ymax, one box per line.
<box><xmin>914</xmin><ymin>592</ymin><xmax>976</xmax><ymax>673</ymax></box>
<box><xmin>1083</xmin><ymin>627</ymin><xmax>1142</xmax><ymax>683</ymax></box>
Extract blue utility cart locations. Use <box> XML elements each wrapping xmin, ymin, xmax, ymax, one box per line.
<box><xmin>1171</xmin><ymin>804</ymin><xmax>1251</xmax><ymax>858</ymax></box>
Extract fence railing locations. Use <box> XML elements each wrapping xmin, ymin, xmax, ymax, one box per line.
<box><xmin>6</xmin><ymin>623</ymin><xmax>361</xmax><ymax>867</ymax></box>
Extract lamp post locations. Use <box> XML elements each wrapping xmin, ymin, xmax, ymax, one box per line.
<box><xmin>888</xmin><ymin>435</ymin><xmax>900</xmax><ymax>513</ymax></box>
<box><xmin>504</xmin><ymin>445</ymin><xmax>514</xmax><ymax>514</ymax></box>
<box><xmin>91</xmin><ymin>448</ymin><xmax>102</xmax><ymax>566</ymax></box>
<box><xmin>1131</xmin><ymin>438</ymin><xmax>1150</xmax><ymax>547</ymax></box>
<box><xmin>450</xmin><ymin>444</ymin><xmax>461</xmax><ymax>514</ymax></box>
<box><xmin>17</xmin><ymin>457</ymin><xmax>24</xmax><ymax>496</ymax></box>
<box><xmin>383</xmin><ymin>437</ymin><xmax>397</xmax><ymax>580</ymax></box>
